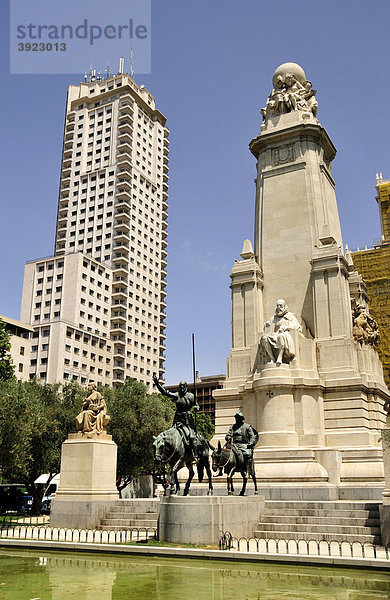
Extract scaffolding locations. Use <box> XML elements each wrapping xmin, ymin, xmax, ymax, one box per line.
<box><xmin>376</xmin><ymin>177</ymin><xmax>390</xmax><ymax>241</ymax></box>
<box><xmin>352</xmin><ymin>244</ymin><xmax>390</xmax><ymax>387</ymax></box>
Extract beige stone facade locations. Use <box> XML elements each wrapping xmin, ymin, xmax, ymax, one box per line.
<box><xmin>214</xmin><ymin>64</ymin><xmax>390</xmax><ymax>499</ymax></box>
<box><xmin>0</xmin><ymin>314</ymin><xmax>33</xmax><ymax>381</ymax></box>
<box><xmin>20</xmin><ymin>72</ymin><xmax>168</xmax><ymax>388</ymax></box>
<box><xmin>20</xmin><ymin>254</ymin><xmax>113</xmax><ymax>384</ymax></box>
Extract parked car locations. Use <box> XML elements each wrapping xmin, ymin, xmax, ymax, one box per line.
<box><xmin>0</xmin><ymin>484</ymin><xmax>33</xmax><ymax>513</ymax></box>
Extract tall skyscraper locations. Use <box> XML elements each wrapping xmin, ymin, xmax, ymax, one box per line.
<box><xmin>20</xmin><ymin>67</ymin><xmax>169</xmax><ymax>388</ymax></box>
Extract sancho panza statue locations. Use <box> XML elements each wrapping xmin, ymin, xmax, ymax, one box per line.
<box><xmin>75</xmin><ymin>382</ymin><xmax>110</xmax><ymax>435</ymax></box>
<box><xmin>259</xmin><ymin>299</ymin><xmax>301</xmax><ymax>365</ymax></box>
<box><xmin>225</xmin><ymin>410</ymin><xmax>258</xmax><ymax>467</ymax></box>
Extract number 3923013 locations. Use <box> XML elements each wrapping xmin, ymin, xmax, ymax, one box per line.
<box><xmin>18</xmin><ymin>42</ymin><xmax>67</xmax><ymax>51</ymax></box>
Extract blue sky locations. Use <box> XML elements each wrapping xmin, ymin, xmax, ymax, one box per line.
<box><xmin>1</xmin><ymin>0</ymin><xmax>389</xmax><ymax>385</ymax></box>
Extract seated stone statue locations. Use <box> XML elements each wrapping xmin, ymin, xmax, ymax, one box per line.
<box><xmin>259</xmin><ymin>299</ymin><xmax>301</xmax><ymax>365</ymax></box>
<box><xmin>75</xmin><ymin>383</ymin><xmax>110</xmax><ymax>435</ymax></box>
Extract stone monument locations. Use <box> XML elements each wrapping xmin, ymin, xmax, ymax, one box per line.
<box><xmin>50</xmin><ymin>383</ymin><xmax>118</xmax><ymax>529</ymax></box>
<box><xmin>214</xmin><ymin>62</ymin><xmax>389</xmax><ymax>500</ymax></box>
<box><xmin>380</xmin><ymin>401</ymin><xmax>390</xmax><ymax>544</ymax></box>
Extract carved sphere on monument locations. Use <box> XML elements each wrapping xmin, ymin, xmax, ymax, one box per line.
<box><xmin>272</xmin><ymin>62</ymin><xmax>306</xmax><ymax>87</ymax></box>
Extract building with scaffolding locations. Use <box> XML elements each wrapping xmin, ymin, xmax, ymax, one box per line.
<box><xmin>352</xmin><ymin>174</ymin><xmax>390</xmax><ymax>387</ymax></box>
<box><xmin>20</xmin><ymin>64</ymin><xmax>169</xmax><ymax>388</ymax></box>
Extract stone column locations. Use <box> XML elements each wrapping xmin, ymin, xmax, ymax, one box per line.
<box><xmin>226</xmin><ymin>240</ymin><xmax>263</xmax><ymax>381</ymax></box>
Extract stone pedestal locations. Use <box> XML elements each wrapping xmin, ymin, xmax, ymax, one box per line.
<box><xmin>380</xmin><ymin>425</ymin><xmax>390</xmax><ymax>545</ymax></box>
<box><xmin>50</xmin><ymin>432</ymin><xmax>118</xmax><ymax>530</ymax></box>
<box><xmin>158</xmin><ymin>495</ymin><xmax>265</xmax><ymax>545</ymax></box>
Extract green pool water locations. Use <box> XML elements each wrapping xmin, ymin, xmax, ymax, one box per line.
<box><xmin>0</xmin><ymin>549</ymin><xmax>389</xmax><ymax>600</ymax></box>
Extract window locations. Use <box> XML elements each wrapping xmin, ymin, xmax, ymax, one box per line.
<box><xmin>20</xmin><ymin>347</ymin><xmax>25</xmax><ymax>356</ymax></box>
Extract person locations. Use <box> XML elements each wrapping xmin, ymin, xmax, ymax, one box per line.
<box><xmin>225</xmin><ymin>411</ymin><xmax>258</xmax><ymax>469</ymax></box>
<box><xmin>153</xmin><ymin>375</ymin><xmax>200</xmax><ymax>459</ymax></box>
<box><xmin>75</xmin><ymin>382</ymin><xmax>110</xmax><ymax>434</ymax></box>
<box><xmin>259</xmin><ymin>299</ymin><xmax>301</xmax><ymax>365</ymax></box>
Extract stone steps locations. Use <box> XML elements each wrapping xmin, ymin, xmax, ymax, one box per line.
<box><xmin>98</xmin><ymin>525</ymin><xmax>157</xmax><ymax>533</ymax></box>
<box><xmin>254</xmin><ymin>500</ymin><xmax>382</xmax><ymax>545</ymax></box>
<box><xmin>261</xmin><ymin>508</ymin><xmax>378</xmax><ymax>518</ymax></box>
<box><xmin>108</xmin><ymin>510</ymin><xmax>157</xmax><ymax>519</ymax></box>
<box><xmin>262</xmin><ymin>515</ymin><xmax>380</xmax><ymax>526</ymax></box>
<box><xmin>98</xmin><ymin>499</ymin><xmax>159</xmax><ymax>531</ymax></box>
<box><xmin>101</xmin><ymin>518</ymin><xmax>157</xmax><ymax>528</ymax></box>
<box><xmin>262</xmin><ymin>501</ymin><xmax>380</xmax><ymax>510</ymax></box>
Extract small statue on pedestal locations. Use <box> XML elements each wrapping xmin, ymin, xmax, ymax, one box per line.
<box><xmin>259</xmin><ymin>299</ymin><xmax>301</xmax><ymax>365</ymax></box>
<box><xmin>75</xmin><ymin>382</ymin><xmax>110</xmax><ymax>435</ymax></box>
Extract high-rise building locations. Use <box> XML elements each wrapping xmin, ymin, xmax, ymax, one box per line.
<box><xmin>20</xmin><ymin>68</ymin><xmax>169</xmax><ymax>388</ymax></box>
<box><xmin>352</xmin><ymin>174</ymin><xmax>390</xmax><ymax>387</ymax></box>
<box><xmin>0</xmin><ymin>315</ymin><xmax>33</xmax><ymax>381</ymax></box>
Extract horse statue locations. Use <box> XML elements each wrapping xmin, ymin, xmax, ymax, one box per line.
<box><xmin>210</xmin><ymin>440</ymin><xmax>259</xmax><ymax>496</ymax></box>
<box><xmin>153</xmin><ymin>427</ymin><xmax>213</xmax><ymax>496</ymax></box>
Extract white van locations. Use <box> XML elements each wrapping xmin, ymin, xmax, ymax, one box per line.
<box><xmin>34</xmin><ymin>474</ymin><xmax>60</xmax><ymax>514</ymax></box>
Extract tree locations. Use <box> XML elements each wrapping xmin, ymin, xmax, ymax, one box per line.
<box><xmin>105</xmin><ymin>378</ymin><xmax>174</xmax><ymax>494</ymax></box>
<box><xmin>0</xmin><ymin>319</ymin><xmax>14</xmax><ymax>382</ymax></box>
<box><xmin>0</xmin><ymin>376</ymin><xmax>215</xmax><ymax>510</ymax></box>
<box><xmin>194</xmin><ymin>411</ymin><xmax>215</xmax><ymax>441</ymax></box>
<box><xmin>0</xmin><ymin>379</ymin><xmax>84</xmax><ymax>513</ymax></box>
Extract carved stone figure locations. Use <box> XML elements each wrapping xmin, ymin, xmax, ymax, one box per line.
<box><xmin>261</xmin><ymin>62</ymin><xmax>318</xmax><ymax>121</ymax></box>
<box><xmin>75</xmin><ymin>382</ymin><xmax>110</xmax><ymax>434</ymax></box>
<box><xmin>259</xmin><ymin>299</ymin><xmax>301</xmax><ymax>365</ymax></box>
<box><xmin>153</xmin><ymin>375</ymin><xmax>200</xmax><ymax>458</ymax></box>
<box><xmin>352</xmin><ymin>304</ymin><xmax>380</xmax><ymax>347</ymax></box>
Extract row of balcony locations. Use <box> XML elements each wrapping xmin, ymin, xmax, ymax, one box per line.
<box><xmin>117</xmin><ymin>168</ymin><xmax>132</xmax><ymax>181</ymax></box>
<box><xmin>117</xmin><ymin>154</ymin><xmax>132</xmax><ymax>171</ymax></box>
<box><xmin>118</xmin><ymin>131</ymin><xmax>132</xmax><ymax>145</ymax></box>
<box><xmin>115</xmin><ymin>209</ymin><xmax>130</xmax><ymax>222</ymax></box>
<box><xmin>114</xmin><ymin>219</ymin><xmax>130</xmax><ymax>232</ymax></box>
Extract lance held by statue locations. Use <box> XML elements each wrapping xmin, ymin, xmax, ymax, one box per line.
<box><xmin>153</xmin><ymin>375</ymin><xmax>200</xmax><ymax>459</ymax></box>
